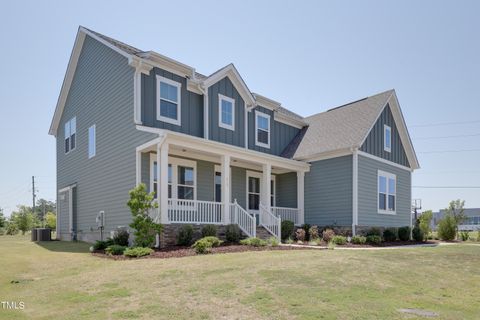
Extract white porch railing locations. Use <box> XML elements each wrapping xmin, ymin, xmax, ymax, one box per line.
<box><xmin>260</xmin><ymin>204</ymin><xmax>281</xmax><ymax>241</ymax></box>
<box><xmin>168</xmin><ymin>199</ymin><xmax>224</xmax><ymax>224</ymax></box>
<box><xmin>272</xmin><ymin>207</ymin><xmax>301</xmax><ymax>225</ymax></box>
<box><xmin>230</xmin><ymin>201</ymin><xmax>256</xmax><ymax>238</ymax></box>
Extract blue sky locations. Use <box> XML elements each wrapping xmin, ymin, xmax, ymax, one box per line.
<box><xmin>0</xmin><ymin>1</ymin><xmax>479</xmax><ymax>216</ymax></box>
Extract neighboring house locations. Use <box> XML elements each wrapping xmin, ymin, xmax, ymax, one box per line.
<box><xmin>431</xmin><ymin>209</ymin><xmax>480</xmax><ymax>231</ymax></box>
<box><xmin>49</xmin><ymin>27</ymin><xmax>420</xmax><ymax>245</ymax></box>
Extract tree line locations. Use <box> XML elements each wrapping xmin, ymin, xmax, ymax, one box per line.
<box><xmin>0</xmin><ymin>199</ymin><xmax>56</xmax><ymax>235</ymax></box>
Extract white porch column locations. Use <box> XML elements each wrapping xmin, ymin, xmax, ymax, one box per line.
<box><xmin>352</xmin><ymin>149</ymin><xmax>359</xmax><ymax>236</ymax></box>
<box><xmin>297</xmin><ymin>171</ymin><xmax>305</xmax><ymax>225</ymax></box>
<box><xmin>262</xmin><ymin>163</ymin><xmax>272</xmax><ymax>210</ymax></box>
<box><xmin>221</xmin><ymin>155</ymin><xmax>231</xmax><ymax>224</ymax></box>
<box><xmin>157</xmin><ymin>142</ymin><xmax>169</xmax><ymax>224</ymax></box>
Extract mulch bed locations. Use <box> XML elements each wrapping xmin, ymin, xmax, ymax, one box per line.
<box><xmin>288</xmin><ymin>240</ymin><xmax>437</xmax><ymax>248</ymax></box>
<box><xmin>92</xmin><ymin>244</ymin><xmax>315</xmax><ymax>260</ymax></box>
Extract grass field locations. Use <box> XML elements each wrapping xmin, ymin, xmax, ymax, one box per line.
<box><xmin>0</xmin><ymin>235</ymin><xmax>479</xmax><ymax>319</ymax></box>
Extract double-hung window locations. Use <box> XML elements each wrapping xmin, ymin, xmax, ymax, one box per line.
<box><xmin>384</xmin><ymin>125</ymin><xmax>392</xmax><ymax>152</ymax></box>
<box><xmin>156</xmin><ymin>75</ymin><xmax>181</xmax><ymax>125</ymax></box>
<box><xmin>378</xmin><ymin>170</ymin><xmax>396</xmax><ymax>214</ymax></box>
<box><xmin>150</xmin><ymin>156</ymin><xmax>196</xmax><ymax>200</ymax></box>
<box><xmin>88</xmin><ymin>124</ymin><xmax>96</xmax><ymax>158</ymax></box>
<box><xmin>255</xmin><ymin>111</ymin><xmax>270</xmax><ymax>148</ymax></box>
<box><xmin>218</xmin><ymin>94</ymin><xmax>235</xmax><ymax>130</ymax></box>
<box><xmin>64</xmin><ymin>117</ymin><xmax>76</xmax><ymax>154</ymax></box>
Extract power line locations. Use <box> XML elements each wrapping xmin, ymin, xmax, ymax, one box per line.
<box><xmin>418</xmin><ymin>149</ymin><xmax>480</xmax><ymax>154</ymax></box>
<box><xmin>414</xmin><ymin>133</ymin><xmax>480</xmax><ymax>140</ymax></box>
<box><xmin>413</xmin><ymin>186</ymin><xmax>480</xmax><ymax>189</ymax></box>
<box><xmin>411</xmin><ymin>119</ymin><xmax>480</xmax><ymax>128</ymax></box>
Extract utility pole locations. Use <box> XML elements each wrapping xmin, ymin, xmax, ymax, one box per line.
<box><xmin>32</xmin><ymin>176</ymin><xmax>36</xmax><ymax>219</ymax></box>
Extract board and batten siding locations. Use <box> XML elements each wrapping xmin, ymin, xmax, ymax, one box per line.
<box><xmin>56</xmin><ymin>35</ymin><xmax>157</xmax><ymax>242</ymax></box>
<box><xmin>361</xmin><ymin>104</ymin><xmax>410</xmax><ymax>167</ymax></box>
<box><xmin>141</xmin><ymin>67</ymin><xmax>204</xmax><ymax>137</ymax></box>
<box><xmin>304</xmin><ymin>156</ymin><xmax>353</xmax><ymax>226</ymax></box>
<box><xmin>357</xmin><ymin>155</ymin><xmax>411</xmax><ymax>227</ymax></box>
<box><xmin>208</xmin><ymin>77</ymin><xmax>246</xmax><ymax>147</ymax></box>
<box><xmin>276</xmin><ymin>172</ymin><xmax>297</xmax><ymax>208</ymax></box>
<box><xmin>248</xmin><ymin>106</ymin><xmax>300</xmax><ymax>156</ymax></box>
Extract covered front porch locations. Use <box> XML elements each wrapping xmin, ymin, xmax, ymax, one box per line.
<box><xmin>135</xmin><ymin>130</ymin><xmax>309</xmax><ymax>240</ymax></box>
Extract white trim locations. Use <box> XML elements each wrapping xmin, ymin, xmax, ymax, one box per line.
<box><xmin>218</xmin><ymin>94</ymin><xmax>235</xmax><ymax>131</ymax></box>
<box><xmin>352</xmin><ymin>150</ymin><xmax>358</xmax><ymax>235</ymax></box>
<box><xmin>64</xmin><ymin>117</ymin><xmax>76</xmax><ymax>154</ymax></box>
<box><xmin>384</xmin><ymin>125</ymin><xmax>392</xmax><ymax>153</ymax></box>
<box><xmin>377</xmin><ymin>170</ymin><xmax>396</xmax><ymax>215</ymax></box>
<box><xmin>296</xmin><ymin>171</ymin><xmax>305</xmax><ymax>225</ymax></box>
<box><xmin>357</xmin><ymin>151</ymin><xmax>413</xmax><ymax>172</ymax></box>
<box><xmin>296</xmin><ymin>148</ymin><xmax>352</xmax><ymax>162</ymax></box>
<box><xmin>255</xmin><ymin>110</ymin><xmax>271</xmax><ymax>149</ymax></box>
<box><xmin>244</xmin><ymin>106</ymin><xmax>248</xmax><ymax>149</ymax></box>
<box><xmin>156</xmin><ymin>75</ymin><xmax>182</xmax><ymax>126</ymax></box>
<box><xmin>246</xmin><ymin>171</ymin><xmax>276</xmax><ymax>215</ymax></box>
<box><xmin>88</xmin><ymin>124</ymin><xmax>96</xmax><ymax>159</ymax></box>
<box><xmin>274</xmin><ymin>113</ymin><xmax>305</xmax><ymax>129</ymax></box>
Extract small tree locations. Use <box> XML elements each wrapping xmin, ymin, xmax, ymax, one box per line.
<box><xmin>445</xmin><ymin>200</ymin><xmax>467</xmax><ymax>237</ymax></box>
<box><xmin>437</xmin><ymin>214</ymin><xmax>457</xmax><ymax>241</ymax></box>
<box><xmin>418</xmin><ymin>210</ymin><xmax>433</xmax><ymax>240</ymax></box>
<box><xmin>0</xmin><ymin>209</ymin><xmax>5</xmax><ymax>228</ymax></box>
<box><xmin>45</xmin><ymin>212</ymin><xmax>56</xmax><ymax>230</ymax></box>
<box><xmin>127</xmin><ymin>184</ymin><xmax>162</xmax><ymax>247</ymax></box>
<box><xmin>11</xmin><ymin>205</ymin><xmax>34</xmax><ymax>235</ymax></box>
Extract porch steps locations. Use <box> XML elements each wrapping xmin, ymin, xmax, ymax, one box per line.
<box><xmin>256</xmin><ymin>226</ymin><xmax>274</xmax><ymax>240</ymax></box>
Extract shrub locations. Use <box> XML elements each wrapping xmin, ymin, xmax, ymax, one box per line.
<box><xmin>412</xmin><ymin>225</ymin><xmax>424</xmax><ymax>242</ymax></box>
<box><xmin>281</xmin><ymin>220</ymin><xmax>294</xmax><ymax>241</ymax></box>
<box><xmin>192</xmin><ymin>236</ymin><xmax>222</xmax><ymax>254</ymax></box>
<box><xmin>225</xmin><ymin>224</ymin><xmax>241</xmax><ymax>243</ymax></box>
<box><xmin>285</xmin><ymin>237</ymin><xmax>294</xmax><ymax>244</ymax></box>
<box><xmin>301</xmin><ymin>224</ymin><xmax>311</xmax><ymax>241</ymax></box>
<box><xmin>93</xmin><ymin>240</ymin><xmax>108</xmax><ymax>251</ymax></box>
<box><xmin>6</xmin><ymin>223</ymin><xmax>18</xmax><ymax>235</ymax></box>
<box><xmin>177</xmin><ymin>224</ymin><xmax>194</xmax><ymax>246</ymax></box>
<box><xmin>201</xmin><ymin>225</ymin><xmax>217</xmax><ymax>238</ymax></box>
<box><xmin>351</xmin><ymin>235</ymin><xmax>367</xmax><ymax>244</ymax></box>
<box><xmin>240</xmin><ymin>237</ymin><xmax>267</xmax><ymax>247</ymax></box>
<box><xmin>398</xmin><ymin>226</ymin><xmax>411</xmax><ymax>241</ymax></box>
<box><xmin>200</xmin><ymin>236</ymin><xmax>222</xmax><ymax>247</ymax></box>
<box><xmin>113</xmin><ymin>229</ymin><xmax>129</xmax><ymax>246</ymax></box>
<box><xmin>438</xmin><ymin>214</ymin><xmax>457</xmax><ymax>241</ymax></box>
<box><xmin>419</xmin><ymin>210</ymin><xmax>433</xmax><ymax>239</ymax></box>
<box><xmin>366</xmin><ymin>235</ymin><xmax>382</xmax><ymax>245</ymax></box>
<box><xmin>267</xmin><ymin>236</ymin><xmax>279</xmax><ymax>247</ymax></box>
<box><xmin>327</xmin><ymin>241</ymin><xmax>336</xmax><ymax>250</ymax></box>
<box><xmin>308</xmin><ymin>225</ymin><xmax>319</xmax><ymax>240</ymax></box>
<box><xmin>295</xmin><ymin>228</ymin><xmax>306</xmax><ymax>241</ymax></box>
<box><xmin>460</xmin><ymin>231</ymin><xmax>470</xmax><ymax>241</ymax></box>
<box><xmin>105</xmin><ymin>237</ymin><xmax>114</xmax><ymax>247</ymax></box>
<box><xmin>124</xmin><ymin>247</ymin><xmax>154</xmax><ymax>257</ymax></box>
<box><xmin>330</xmin><ymin>235</ymin><xmax>347</xmax><ymax>245</ymax></box>
<box><xmin>383</xmin><ymin>228</ymin><xmax>397</xmax><ymax>242</ymax></box>
<box><xmin>322</xmin><ymin>229</ymin><xmax>335</xmax><ymax>243</ymax></box>
<box><xmin>127</xmin><ymin>184</ymin><xmax>163</xmax><ymax>247</ymax></box>
<box><xmin>105</xmin><ymin>245</ymin><xmax>126</xmax><ymax>255</ymax></box>
<box><xmin>366</xmin><ymin>227</ymin><xmax>382</xmax><ymax>237</ymax></box>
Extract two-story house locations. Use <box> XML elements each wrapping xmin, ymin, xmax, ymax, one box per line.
<box><xmin>49</xmin><ymin>27</ymin><xmax>420</xmax><ymax>245</ymax></box>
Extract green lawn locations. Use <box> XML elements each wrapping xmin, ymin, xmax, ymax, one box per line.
<box><xmin>0</xmin><ymin>235</ymin><xmax>479</xmax><ymax>319</ymax></box>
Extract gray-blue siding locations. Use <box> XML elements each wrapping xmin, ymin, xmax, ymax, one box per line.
<box><xmin>304</xmin><ymin>156</ymin><xmax>353</xmax><ymax>226</ymax></box>
<box><xmin>141</xmin><ymin>67</ymin><xmax>204</xmax><ymax>137</ymax></box>
<box><xmin>357</xmin><ymin>155</ymin><xmax>411</xmax><ymax>227</ymax></box>
<box><xmin>361</xmin><ymin>104</ymin><xmax>410</xmax><ymax>167</ymax></box>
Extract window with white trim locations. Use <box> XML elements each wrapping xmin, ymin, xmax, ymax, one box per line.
<box><xmin>64</xmin><ymin>117</ymin><xmax>76</xmax><ymax>154</ymax></box>
<box><xmin>378</xmin><ymin>171</ymin><xmax>396</xmax><ymax>213</ymax></box>
<box><xmin>255</xmin><ymin>111</ymin><xmax>270</xmax><ymax>148</ymax></box>
<box><xmin>88</xmin><ymin>124</ymin><xmax>96</xmax><ymax>158</ymax></box>
<box><xmin>150</xmin><ymin>156</ymin><xmax>196</xmax><ymax>200</ymax></box>
<box><xmin>156</xmin><ymin>76</ymin><xmax>181</xmax><ymax>125</ymax></box>
<box><xmin>384</xmin><ymin>125</ymin><xmax>392</xmax><ymax>152</ymax></box>
<box><xmin>218</xmin><ymin>94</ymin><xmax>235</xmax><ymax>130</ymax></box>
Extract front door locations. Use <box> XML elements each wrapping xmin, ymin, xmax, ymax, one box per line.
<box><xmin>247</xmin><ymin>172</ymin><xmax>275</xmax><ymax>224</ymax></box>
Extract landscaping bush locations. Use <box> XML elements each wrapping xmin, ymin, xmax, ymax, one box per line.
<box><xmin>192</xmin><ymin>236</ymin><xmax>222</xmax><ymax>254</ymax></box>
<box><xmin>398</xmin><ymin>226</ymin><xmax>411</xmax><ymax>241</ymax></box>
<box><xmin>105</xmin><ymin>245</ymin><xmax>126</xmax><ymax>255</ymax></box>
<box><xmin>93</xmin><ymin>240</ymin><xmax>108</xmax><ymax>251</ymax></box>
<box><xmin>460</xmin><ymin>231</ymin><xmax>470</xmax><ymax>241</ymax></box>
<box><xmin>281</xmin><ymin>220</ymin><xmax>294</xmax><ymax>241</ymax></box>
<box><xmin>351</xmin><ymin>235</ymin><xmax>367</xmax><ymax>244</ymax></box>
<box><xmin>412</xmin><ymin>225</ymin><xmax>424</xmax><ymax>242</ymax></box>
<box><xmin>225</xmin><ymin>224</ymin><xmax>241</xmax><ymax>243</ymax></box>
<box><xmin>308</xmin><ymin>225</ymin><xmax>319</xmax><ymax>240</ymax></box>
<box><xmin>301</xmin><ymin>224</ymin><xmax>311</xmax><ymax>241</ymax></box>
<box><xmin>366</xmin><ymin>227</ymin><xmax>382</xmax><ymax>237</ymax></box>
<box><xmin>200</xmin><ymin>236</ymin><xmax>222</xmax><ymax>247</ymax></box>
<box><xmin>322</xmin><ymin>228</ymin><xmax>335</xmax><ymax>243</ymax></box>
<box><xmin>124</xmin><ymin>247</ymin><xmax>154</xmax><ymax>257</ymax></box>
<box><xmin>285</xmin><ymin>237</ymin><xmax>294</xmax><ymax>244</ymax></box>
<box><xmin>240</xmin><ymin>237</ymin><xmax>267</xmax><ymax>247</ymax></box>
<box><xmin>6</xmin><ymin>223</ymin><xmax>18</xmax><ymax>235</ymax></box>
<box><xmin>330</xmin><ymin>235</ymin><xmax>347</xmax><ymax>245</ymax></box>
<box><xmin>295</xmin><ymin>228</ymin><xmax>306</xmax><ymax>241</ymax></box>
<box><xmin>383</xmin><ymin>228</ymin><xmax>397</xmax><ymax>242</ymax></box>
<box><xmin>177</xmin><ymin>224</ymin><xmax>194</xmax><ymax>246</ymax></box>
<box><xmin>366</xmin><ymin>235</ymin><xmax>382</xmax><ymax>245</ymax></box>
<box><xmin>267</xmin><ymin>236</ymin><xmax>279</xmax><ymax>247</ymax></box>
<box><xmin>113</xmin><ymin>229</ymin><xmax>129</xmax><ymax>246</ymax></box>
<box><xmin>201</xmin><ymin>225</ymin><xmax>217</xmax><ymax>238</ymax></box>
<box><xmin>438</xmin><ymin>214</ymin><xmax>457</xmax><ymax>241</ymax></box>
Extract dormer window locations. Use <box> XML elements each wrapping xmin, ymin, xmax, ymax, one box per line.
<box><xmin>157</xmin><ymin>76</ymin><xmax>181</xmax><ymax>126</ymax></box>
<box><xmin>255</xmin><ymin>111</ymin><xmax>270</xmax><ymax>148</ymax></box>
<box><xmin>218</xmin><ymin>94</ymin><xmax>235</xmax><ymax>130</ymax></box>
<box><xmin>64</xmin><ymin>117</ymin><xmax>76</xmax><ymax>154</ymax></box>
<box><xmin>384</xmin><ymin>125</ymin><xmax>391</xmax><ymax>152</ymax></box>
